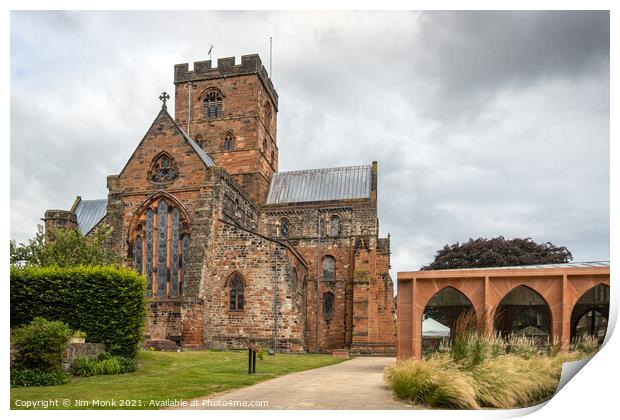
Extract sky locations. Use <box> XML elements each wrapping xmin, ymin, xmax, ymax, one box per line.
<box><xmin>10</xmin><ymin>11</ymin><xmax>610</xmax><ymax>275</ymax></box>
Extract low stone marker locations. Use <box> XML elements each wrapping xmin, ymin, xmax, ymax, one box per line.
<box><xmin>247</xmin><ymin>344</ymin><xmax>260</xmax><ymax>374</ymax></box>
<box><xmin>332</xmin><ymin>349</ymin><xmax>349</xmax><ymax>358</ymax></box>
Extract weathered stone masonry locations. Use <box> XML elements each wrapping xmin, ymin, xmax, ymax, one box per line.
<box><xmin>43</xmin><ymin>53</ymin><xmax>396</xmax><ymax>354</ymax></box>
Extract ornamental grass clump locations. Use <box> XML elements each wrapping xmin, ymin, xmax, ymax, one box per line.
<box><xmin>385</xmin><ymin>306</ymin><xmax>588</xmax><ymax>409</ymax></box>
<box><xmin>450</xmin><ymin>309</ymin><xmax>498</xmax><ymax>368</ymax></box>
<box><xmin>384</xmin><ymin>356</ymin><xmax>479</xmax><ymax>409</ymax></box>
<box><xmin>505</xmin><ymin>333</ymin><xmax>543</xmax><ymax>359</ymax></box>
<box><xmin>471</xmin><ymin>354</ymin><xmax>560</xmax><ymax>408</ymax></box>
<box><xmin>570</xmin><ymin>334</ymin><xmax>601</xmax><ymax>355</ymax></box>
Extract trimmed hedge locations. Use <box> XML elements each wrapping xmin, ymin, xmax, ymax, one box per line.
<box><xmin>11</xmin><ymin>265</ymin><xmax>146</xmax><ymax>358</ymax></box>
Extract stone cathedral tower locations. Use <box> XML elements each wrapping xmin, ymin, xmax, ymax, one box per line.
<box><xmin>173</xmin><ymin>55</ymin><xmax>278</xmax><ymax>204</ymax></box>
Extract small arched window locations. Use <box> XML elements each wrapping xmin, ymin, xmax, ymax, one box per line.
<box><xmin>203</xmin><ymin>90</ymin><xmax>223</xmax><ymax>118</ymax></box>
<box><xmin>329</xmin><ymin>215</ymin><xmax>341</xmax><ymax>237</ymax></box>
<box><xmin>279</xmin><ymin>218</ymin><xmax>289</xmax><ymax>238</ymax></box>
<box><xmin>262</xmin><ymin>138</ymin><xmax>267</xmax><ymax>151</ymax></box>
<box><xmin>228</xmin><ymin>273</ymin><xmax>245</xmax><ymax>311</ymax></box>
<box><xmin>264</xmin><ymin>101</ymin><xmax>273</xmax><ymax>125</ymax></box>
<box><xmin>271</xmin><ymin>150</ymin><xmax>275</xmax><ymax>163</ymax></box>
<box><xmin>323</xmin><ymin>256</ymin><xmax>335</xmax><ymax>283</ymax></box>
<box><xmin>223</xmin><ymin>132</ymin><xmax>235</xmax><ymax>151</ymax></box>
<box><xmin>323</xmin><ymin>292</ymin><xmax>335</xmax><ymax>321</ymax></box>
<box><xmin>195</xmin><ymin>134</ymin><xmax>205</xmax><ymax>149</ymax></box>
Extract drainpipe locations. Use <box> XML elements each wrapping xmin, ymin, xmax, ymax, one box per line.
<box><xmin>187</xmin><ymin>82</ymin><xmax>192</xmax><ymax>135</ymax></box>
<box><xmin>274</xmin><ymin>242</ymin><xmax>279</xmax><ymax>353</ymax></box>
<box><xmin>316</xmin><ymin>209</ymin><xmax>321</xmax><ymax>352</ymax></box>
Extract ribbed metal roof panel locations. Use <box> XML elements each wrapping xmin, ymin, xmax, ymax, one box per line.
<box><xmin>74</xmin><ymin>199</ymin><xmax>108</xmax><ymax>235</ymax></box>
<box><xmin>266</xmin><ymin>164</ymin><xmax>372</xmax><ymax>205</ymax></box>
<box><xmin>437</xmin><ymin>261</ymin><xmax>610</xmax><ymax>271</ymax></box>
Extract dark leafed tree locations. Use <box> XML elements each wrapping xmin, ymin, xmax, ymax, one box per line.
<box><xmin>421</xmin><ymin>236</ymin><xmax>573</xmax><ymax>270</ymax></box>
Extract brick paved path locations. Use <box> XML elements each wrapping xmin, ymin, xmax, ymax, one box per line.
<box><xmin>186</xmin><ymin>357</ymin><xmax>412</xmax><ymax>410</ymax></box>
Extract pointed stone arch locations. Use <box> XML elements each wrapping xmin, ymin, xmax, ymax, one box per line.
<box><xmin>570</xmin><ymin>283</ymin><xmax>609</xmax><ymax>343</ymax></box>
<box><xmin>423</xmin><ymin>287</ymin><xmax>476</xmax><ymax>331</ymax></box>
<box><xmin>494</xmin><ymin>285</ymin><xmax>553</xmax><ymax>339</ymax></box>
<box><xmin>128</xmin><ymin>191</ymin><xmax>191</xmax><ymax>239</ymax></box>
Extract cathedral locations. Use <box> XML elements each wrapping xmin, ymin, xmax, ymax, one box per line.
<box><xmin>43</xmin><ymin>54</ymin><xmax>396</xmax><ymax>355</ymax></box>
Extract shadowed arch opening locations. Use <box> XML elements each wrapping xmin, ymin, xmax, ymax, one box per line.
<box><xmin>571</xmin><ymin>284</ymin><xmax>609</xmax><ymax>344</ymax></box>
<box><xmin>494</xmin><ymin>285</ymin><xmax>552</xmax><ymax>344</ymax></box>
<box><xmin>422</xmin><ymin>287</ymin><xmax>475</xmax><ymax>354</ymax></box>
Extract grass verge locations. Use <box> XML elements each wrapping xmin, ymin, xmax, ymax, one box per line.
<box><xmin>11</xmin><ymin>350</ymin><xmax>346</xmax><ymax>410</ymax></box>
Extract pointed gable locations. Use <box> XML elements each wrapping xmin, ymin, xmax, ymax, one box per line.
<box><xmin>117</xmin><ymin>105</ymin><xmax>216</xmax><ymax>190</ymax></box>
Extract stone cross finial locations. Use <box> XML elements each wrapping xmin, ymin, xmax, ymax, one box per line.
<box><xmin>159</xmin><ymin>91</ymin><xmax>170</xmax><ymax>108</ymax></box>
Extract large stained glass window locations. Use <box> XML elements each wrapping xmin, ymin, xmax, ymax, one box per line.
<box><xmin>146</xmin><ymin>209</ymin><xmax>154</xmax><ymax>298</ymax></box>
<box><xmin>157</xmin><ymin>200</ymin><xmax>168</xmax><ymax>298</ymax></box>
<box><xmin>135</xmin><ymin>236</ymin><xmax>143</xmax><ymax>275</ymax></box>
<box><xmin>181</xmin><ymin>234</ymin><xmax>190</xmax><ymax>295</ymax></box>
<box><xmin>170</xmin><ymin>208</ymin><xmax>180</xmax><ymax>298</ymax></box>
<box><xmin>132</xmin><ymin>196</ymin><xmax>190</xmax><ymax>299</ymax></box>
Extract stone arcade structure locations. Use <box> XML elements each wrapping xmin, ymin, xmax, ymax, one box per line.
<box><xmin>396</xmin><ymin>262</ymin><xmax>610</xmax><ymax>359</ymax></box>
<box><xmin>43</xmin><ymin>54</ymin><xmax>396</xmax><ymax>355</ymax></box>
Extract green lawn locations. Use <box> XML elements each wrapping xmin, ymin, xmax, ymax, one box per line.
<box><xmin>11</xmin><ymin>350</ymin><xmax>346</xmax><ymax>409</ymax></box>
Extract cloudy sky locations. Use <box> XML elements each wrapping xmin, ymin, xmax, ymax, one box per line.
<box><xmin>10</xmin><ymin>11</ymin><xmax>610</xmax><ymax>274</ymax></box>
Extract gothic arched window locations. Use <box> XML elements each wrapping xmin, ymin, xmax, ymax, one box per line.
<box><xmin>203</xmin><ymin>89</ymin><xmax>223</xmax><ymax>119</ymax></box>
<box><xmin>323</xmin><ymin>256</ymin><xmax>335</xmax><ymax>283</ymax></box>
<box><xmin>323</xmin><ymin>292</ymin><xmax>335</xmax><ymax>321</ymax></box>
<box><xmin>228</xmin><ymin>273</ymin><xmax>245</xmax><ymax>311</ymax></box>
<box><xmin>279</xmin><ymin>218</ymin><xmax>289</xmax><ymax>238</ymax></box>
<box><xmin>131</xmin><ymin>196</ymin><xmax>190</xmax><ymax>298</ymax></box>
<box><xmin>329</xmin><ymin>215</ymin><xmax>341</xmax><ymax>237</ymax></box>
<box><xmin>223</xmin><ymin>132</ymin><xmax>235</xmax><ymax>151</ymax></box>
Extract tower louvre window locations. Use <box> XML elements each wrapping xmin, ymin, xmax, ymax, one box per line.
<box><xmin>203</xmin><ymin>90</ymin><xmax>223</xmax><ymax>119</ymax></box>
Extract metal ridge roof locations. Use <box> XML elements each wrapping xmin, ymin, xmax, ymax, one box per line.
<box><xmin>266</xmin><ymin>164</ymin><xmax>372</xmax><ymax>205</ymax></box>
<box><xmin>74</xmin><ymin>199</ymin><xmax>107</xmax><ymax>235</ymax></box>
<box><xmin>433</xmin><ymin>261</ymin><xmax>610</xmax><ymax>272</ymax></box>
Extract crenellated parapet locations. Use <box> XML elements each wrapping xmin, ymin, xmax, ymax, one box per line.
<box><xmin>174</xmin><ymin>54</ymin><xmax>278</xmax><ymax>109</ymax></box>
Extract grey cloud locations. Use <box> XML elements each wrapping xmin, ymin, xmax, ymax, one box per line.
<box><xmin>10</xmin><ymin>11</ymin><xmax>609</xmax><ymax>278</ymax></box>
